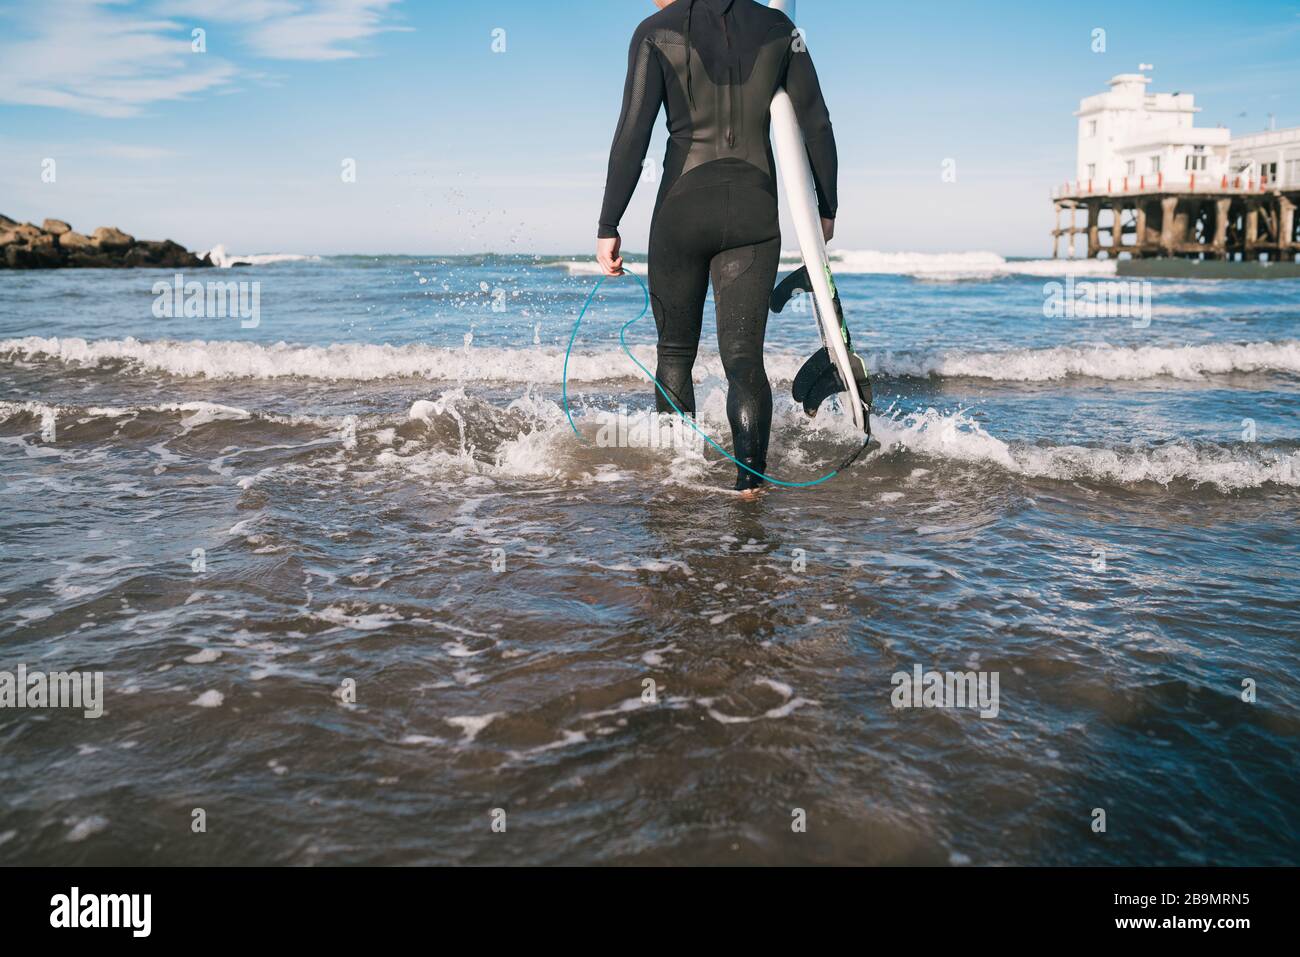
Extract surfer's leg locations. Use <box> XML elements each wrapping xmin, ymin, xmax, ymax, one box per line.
<box><xmin>647</xmin><ymin>204</ymin><xmax>714</xmax><ymax>418</ymax></box>
<box><xmin>712</xmin><ymin>234</ymin><xmax>781</xmax><ymax>491</ymax></box>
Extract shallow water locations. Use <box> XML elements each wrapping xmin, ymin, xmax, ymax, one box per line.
<box><xmin>1</xmin><ymin>252</ymin><xmax>1298</xmax><ymax>864</ymax></box>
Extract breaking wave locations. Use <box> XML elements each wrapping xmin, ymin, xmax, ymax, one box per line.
<box><xmin>4</xmin><ymin>336</ymin><xmax>1297</xmax><ymax>385</ymax></box>
<box><xmin>200</xmin><ymin>244</ymin><xmax>320</xmax><ymax>268</ymax></box>
<box><xmin>3</xmin><ymin>393</ymin><xmax>1295</xmax><ymax>493</ymax></box>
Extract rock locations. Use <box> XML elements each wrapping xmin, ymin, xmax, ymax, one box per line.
<box><xmin>0</xmin><ymin>216</ymin><xmax>209</xmax><ymax>269</ymax></box>
<box><xmin>34</xmin><ymin>245</ymin><xmax>64</xmax><ymax>267</ymax></box>
<box><xmin>5</xmin><ymin>245</ymin><xmax>34</xmax><ymax>268</ymax></box>
<box><xmin>56</xmin><ymin>230</ymin><xmax>94</xmax><ymax>251</ymax></box>
<box><xmin>5</xmin><ymin>244</ymin><xmax>60</xmax><ymax>268</ymax></box>
<box><xmin>149</xmin><ymin>239</ymin><xmax>205</xmax><ymax>268</ymax></box>
<box><xmin>121</xmin><ymin>246</ymin><xmax>155</xmax><ymax>267</ymax></box>
<box><xmin>66</xmin><ymin>251</ymin><xmax>119</xmax><ymax>268</ymax></box>
<box><xmin>92</xmin><ymin>226</ymin><xmax>134</xmax><ymax>251</ymax></box>
<box><xmin>21</xmin><ymin>235</ymin><xmax>64</xmax><ymax>267</ymax></box>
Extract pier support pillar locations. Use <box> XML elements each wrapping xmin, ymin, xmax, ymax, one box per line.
<box><xmin>1159</xmin><ymin>197</ymin><xmax>1178</xmax><ymax>257</ymax></box>
<box><xmin>1213</xmin><ymin>198</ymin><xmax>1231</xmax><ymax>260</ymax></box>
<box><xmin>1053</xmin><ymin>203</ymin><xmax>1060</xmax><ymax>259</ymax></box>
<box><xmin>1111</xmin><ymin>202</ymin><xmax>1125</xmax><ymax>254</ymax></box>
<box><xmin>1087</xmin><ymin>202</ymin><xmax>1100</xmax><ymax>258</ymax></box>
<box><xmin>1245</xmin><ymin>203</ymin><xmax>1259</xmax><ymax>260</ymax></box>
<box><xmin>1280</xmin><ymin>195</ymin><xmax>1296</xmax><ymax>261</ymax></box>
<box><xmin>1134</xmin><ymin>204</ymin><xmax>1147</xmax><ymax>257</ymax></box>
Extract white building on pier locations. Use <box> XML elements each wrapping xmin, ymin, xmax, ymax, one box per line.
<box><xmin>1070</xmin><ymin>72</ymin><xmax>1300</xmax><ymax>194</ymax></box>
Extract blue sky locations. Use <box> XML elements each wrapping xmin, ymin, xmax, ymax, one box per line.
<box><xmin>1</xmin><ymin>0</ymin><xmax>1297</xmax><ymax>256</ymax></box>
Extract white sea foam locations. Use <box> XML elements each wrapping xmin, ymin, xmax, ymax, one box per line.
<box><xmin>200</xmin><ymin>244</ymin><xmax>319</xmax><ymax>268</ymax></box>
<box><xmin>2</xmin><ymin>385</ymin><xmax>1293</xmax><ymax>493</ymax></box>
<box><xmin>446</xmin><ymin>713</ymin><xmax>501</xmax><ymax>743</ymax></box>
<box><xmin>0</xmin><ymin>336</ymin><xmax>674</xmax><ymax>383</ymax></box>
<box><xmin>64</xmin><ymin>815</ymin><xmax>110</xmax><ymax>843</ymax></box>
<box><xmin>392</xmin><ymin>390</ymin><xmax>1300</xmax><ymax>492</ymax></box>
<box><xmin>864</xmin><ymin>340</ymin><xmax>1300</xmax><ymax>382</ymax></box>
<box><xmin>872</xmin><ymin>405</ymin><xmax>1299</xmax><ymax>491</ymax></box>
<box><xmin>5</xmin><ymin>336</ymin><xmax>1297</xmax><ymax>385</ymax></box>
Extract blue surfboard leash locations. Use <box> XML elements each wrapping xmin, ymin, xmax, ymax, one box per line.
<box><xmin>562</xmin><ymin>271</ymin><xmax>873</xmax><ymax>489</ymax></box>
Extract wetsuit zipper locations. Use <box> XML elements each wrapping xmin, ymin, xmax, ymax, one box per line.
<box><xmin>721</xmin><ymin>13</ymin><xmax>735</xmax><ymax>149</ymax></box>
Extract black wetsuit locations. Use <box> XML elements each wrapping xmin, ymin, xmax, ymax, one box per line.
<box><xmin>599</xmin><ymin>0</ymin><xmax>838</xmax><ymax>490</ymax></box>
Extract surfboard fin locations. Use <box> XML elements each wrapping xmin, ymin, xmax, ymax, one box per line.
<box><xmin>771</xmin><ymin>266</ymin><xmax>811</xmax><ymax>314</ymax></box>
<box><xmin>792</xmin><ymin>347</ymin><xmax>873</xmax><ymax>422</ymax></box>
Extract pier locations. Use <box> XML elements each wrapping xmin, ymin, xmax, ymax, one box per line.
<box><xmin>1051</xmin><ymin>72</ymin><xmax>1300</xmax><ymax>263</ymax></box>
<box><xmin>1052</xmin><ymin>176</ymin><xmax>1299</xmax><ymax>261</ymax></box>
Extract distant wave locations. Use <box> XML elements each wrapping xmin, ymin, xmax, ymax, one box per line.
<box><xmin>830</xmin><ymin>250</ymin><xmax>1119</xmax><ymax>281</ymax></box>
<box><xmin>181</xmin><ymin>246</ymin><xmax>1120</xmax><ymax>280</ymax></box>
<box><xmin>3</xmin><ymin>336</ymin><xmax>1297</xmax><ymax>385</ymax></box>
<box><xmin>554</xmin><ymin>250</ymin><xmax>1120</xmax><ymax>281</ymax></box>
<box><xmin>556</xmin><ymin>260</ymin><xmax>648</xmax><ymax>277</ymax></box>
<box><xmin>200</xmin><ymin>243</ymin><xmax>320</xmax><ymax>268</ymax></box>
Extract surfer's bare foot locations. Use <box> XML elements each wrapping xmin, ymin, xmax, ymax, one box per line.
<box><xmin>736</xmin><ymin>485</ymin><xmax>767</xmax><ymax>502</ymax></box>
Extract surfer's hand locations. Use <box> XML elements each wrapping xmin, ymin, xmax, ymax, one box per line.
<box><xmin>821</xmin><ymin>217</ymin><xmax>835</xmax><ymax>243</ymax></box>
<box><xmin>597</xmin><ymin>235</ymin><xmax>624</xmax><ymax>276</ymax></box>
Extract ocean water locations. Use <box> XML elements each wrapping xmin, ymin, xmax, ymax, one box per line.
<box><xmin>1</xmin><ymin>249</ymin><xmax>1297</xmax><ymax>865</ymax></box>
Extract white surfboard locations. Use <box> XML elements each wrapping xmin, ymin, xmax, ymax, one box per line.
<box><xmin>768</xmin><ymin>0</ymin><xmax>869</xmax><ymax>434</ymax></box>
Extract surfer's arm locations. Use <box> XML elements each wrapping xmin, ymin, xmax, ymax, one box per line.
<box><xmin>785</xmin><ymin>42</ymin><xmax>839</xmax><ymax>224</ymax></box>
<box><xmin>598</xmin><ymin>30</ymin><xmax>665</xmax><ymax>240</ymax></box>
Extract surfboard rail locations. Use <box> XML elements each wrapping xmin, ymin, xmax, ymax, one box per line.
<box><xmin>767</xmin><ymin>0</ymin><xmax>870</xmax><ymax>435</ymax></box>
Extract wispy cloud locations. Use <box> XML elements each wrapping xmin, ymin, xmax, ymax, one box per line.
<box><xmin>0</xmin><ymin>1</ymin><xmax>238</xmax><ymax>118</ymax></box>
<box><xmin>163</xmin><ymin>0</ymin><xmax>408</xmax><ymax>61</ymax></box>
<box><xmin>94</xmin><ymin>143</ymin><xmax>184</xmax><ymax>160</ymax></box>
<box><xmin>0</xmin><ymin>0</ymin><xmax>406</xmax><ymax>118</ymax></box>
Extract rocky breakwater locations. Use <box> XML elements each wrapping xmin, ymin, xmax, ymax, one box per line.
<box><xmin>0</xmin><ymin>214</ymin><xmax>212</xmax><ymax>269</ymax></box>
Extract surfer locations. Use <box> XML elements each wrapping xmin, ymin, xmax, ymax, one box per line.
<box><xmin>596</xmin><ymin>0</ymin><xmax>838</xmax><ymax>493</ymax></box>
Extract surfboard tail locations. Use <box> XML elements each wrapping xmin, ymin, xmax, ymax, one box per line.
<box><xmin>774</xmin><ymin>267</ymin><xmax>873</xmax><ymax>433</ymax></box>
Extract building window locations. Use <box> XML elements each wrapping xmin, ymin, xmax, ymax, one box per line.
<box><xmin>1150</xmin><ymin>156</ymin><xmax>1161</xmax><ymax>174</ymax></box>
<box><xmin>1261</xmin><ymin>162</ymin><xmax>1278</xmax><ymax>185</ymax></box>
<box><xmin>1087</xmin><ymin>163</ymin><xmax>1096</xmax><ymax>180</ymax></box>
<box><xmin>1287</xmin><ymin>159</ymin><xmax>1300</xmax><ymax>186</ymax></box>
<box><xmin>1088</xmin><ymin>120</ymin><xmax>1097</xmax><ymax>137</ymax></box>
<box><xmin>1185</xmin><ymin>146</ymin><xmax>1207</xmax><ymax>172</ymax></box>
<box><xmin>1125</xmin><ymin>160</ymin><xmax>1136</xmax><ymax>176</ymax></box>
